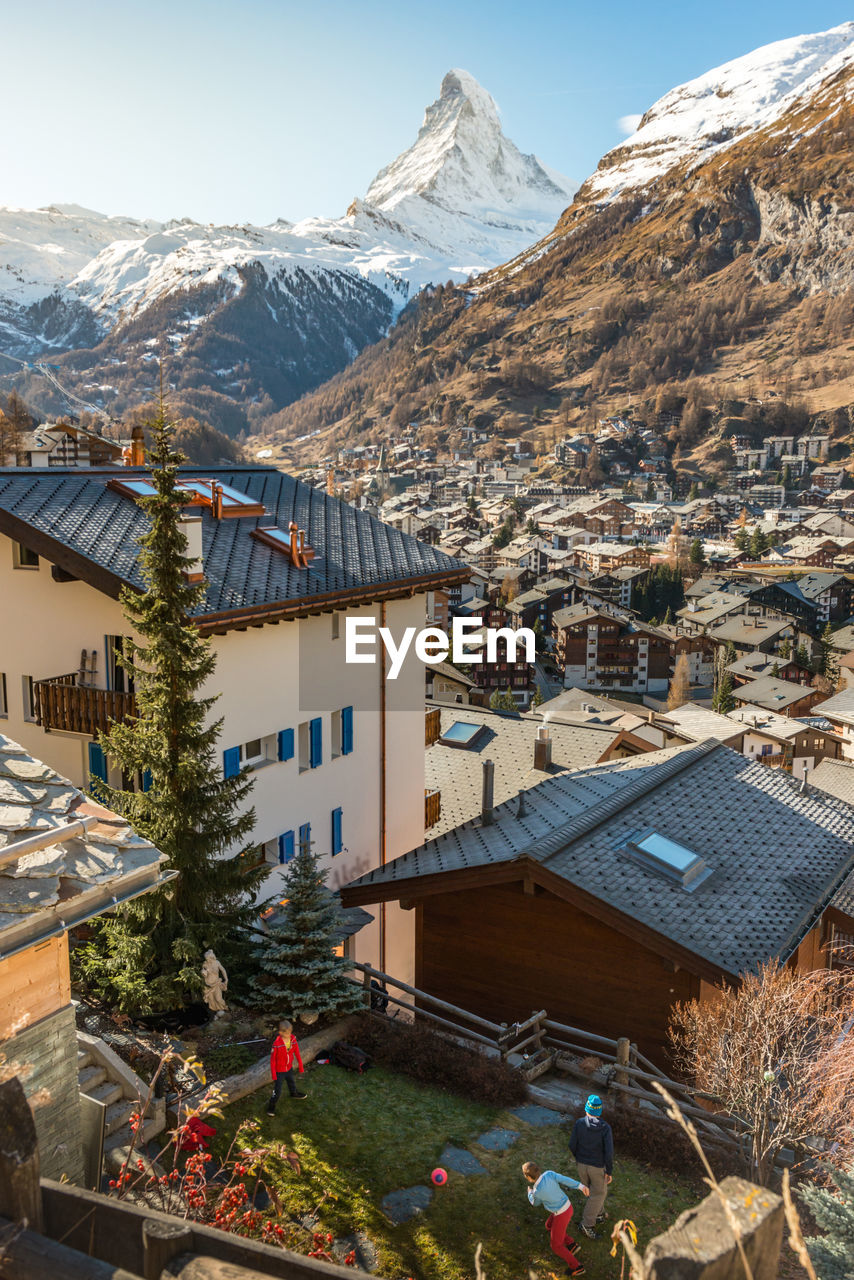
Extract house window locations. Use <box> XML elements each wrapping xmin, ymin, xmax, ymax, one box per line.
<box><xmin>0</xmin><ymin>673</ymin><xmax>6</xmax><ymax>717</ymax></box>
<box><xmin>105</xmin><ymin>635</ymin><xmax>134</xmax><ymax>693</ymax></box>
<box><xmin>22</xmin><ymin>675</ymin><xmax>36</xmax><ymax>722</ymax></box>
<box><xmin>298</xmin><ymin>822</ymin><xmax>311</xmax><ymax>855</ymax></box>
<box><xmin>331</xmin><ymin>613</ymin><xmax>340</xmax><ymax>640</ymax></box>
<box><xmin>278</xmin><ymin>831</ymin><xmax>295</xmax><ymax>864</ymax></box>
<box><xmin>223</xmin><ymin>735</ymin><xmax>276</xmax><ymax>776</ymax></box>
<box><xmin>12</xmin><ymin>541</ymin><xmax>39</xmax><ymax>569</ymax></box>
<box><xmin>278</xmin><ymin>728</ymin><xmax>294</xmax><ymax>762</ymax></box>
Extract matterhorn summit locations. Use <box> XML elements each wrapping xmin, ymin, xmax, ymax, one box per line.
<box><xmin>351</xmin><ymin>69</ymin><xmax>574</xmax><ymax>265</ymax></box>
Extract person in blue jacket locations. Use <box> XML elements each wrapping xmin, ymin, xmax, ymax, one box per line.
<box><xmin>523</xmin><ymin>1160</ymin><xmax>589</xmax><ymax>1275</ymax></box>
<box><xmin>569</xmin><ymin>1094</ymin><xmax>614</xmax><ymax>1239</ymax></box>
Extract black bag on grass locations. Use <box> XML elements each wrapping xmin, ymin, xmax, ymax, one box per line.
<box><xmin>330</xmin><ymin>1040</ymin><xmax>371</xmax><ymax>1073</ymax></box>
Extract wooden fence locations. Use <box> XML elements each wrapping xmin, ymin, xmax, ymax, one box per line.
<box><xmin>349</xmin><ymin>962</ymin><xmax>750</xmax><ymax>1150</ymax></box>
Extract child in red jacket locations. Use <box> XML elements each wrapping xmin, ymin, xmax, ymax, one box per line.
<box><xmin>266</xmin><ymin>1020</ymin><xmax>307</xmax><ymax>1115</ymax></box>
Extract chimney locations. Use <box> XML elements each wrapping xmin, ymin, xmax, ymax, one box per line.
<box><xmin>125</xmin><ymin>423</ymin><xmax>145</xmax><ymax>467</ymax></box>
<box><xmin>481</xmin><ymin>759</ymin><xmax>495</xmax><ymax>826</ymax></box>
<box><xmin>534</xmin><ymin>724</ymin><xmax>552</xmax><ymax>771</ymax></box>
<box><xmin>177</xmin><ymin>515</ymin><xmax>204</xmax><ymax>583</ymax></box>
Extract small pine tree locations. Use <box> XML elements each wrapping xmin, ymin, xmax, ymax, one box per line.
<box><xmin>248</xmin><ymin>837</ymin><xmax>363</xmax><ymax>1018</ymax></box>
<box><xmin>76</xmin><ymin>406</ymin><xmax>266</xmax><ymax>1013</ymax></box>
<box><xmin>820</xmin><ymin>623</ymin><xmax>840</xmax><ymax>688</ymax></box>
<box><xmin>532</xmin><ymin>685</ymin><xmax>545</xmax><ymax>707</ymax></box>
<box><xmin>490</xmin><ymin>687</ymin><xmax>518</xmax><ymax>712</ymax></box>
<box><xmin>801</xmin><ymin>1165</ymin><xmax>854</xmax><ymax>1280</ymax></box>
<box><xmin>713</xmin><ymin>670</ymin><xmax>736</xmax><ymax>714</ymax></box>
<box><xmin>689</xmin><ymin>538</ymin><xmax>704</xmax><ymax>565</ymax></box>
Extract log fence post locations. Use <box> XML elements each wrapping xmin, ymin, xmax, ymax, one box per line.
<box><xmin>143</xmin><ymin>1218</ymin><xmax>194</xmax><ymax>1279</ymax></box>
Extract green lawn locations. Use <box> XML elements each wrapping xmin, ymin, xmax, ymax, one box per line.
<box><xmin>213</xmin><ymin>1064</ymin><xmax>699</xmax><ymax>1280</ymax></box>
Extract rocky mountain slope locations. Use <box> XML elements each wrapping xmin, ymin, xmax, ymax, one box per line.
<box><xmin>0</xmin><ymin>72</ymin><xmax>572</xmax><ymax>434</ymax></box>
<box><xmin>265</xmin><ymin>23</ymin><xmax>854</xmax><ymax>468</ymax></box>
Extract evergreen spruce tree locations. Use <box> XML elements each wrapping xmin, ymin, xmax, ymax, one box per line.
<box><xmin>490</xmin><ymin>687</ymin><xmax>518</xmax><ymax>712</ymax></box>
<box><xmin>820</xmin><ymin>623</ymin><xmax>840</xmax><ymax>688</ymax></box>
<box><xmin>689</xmin><ymin>538</ymin><xmax>704</xmax><ymax>565</ymax></box>
<box><xmin>76</xmin><ymin>407</ymin><xmax>266</xmax><ymax>1013</ymax></box>
<box><xmin>713</xmin><ymin>671</ymin><xmax>736</xmax><ymax>715</ymax></box>
<box><xmin>248</xmin><ymin>836</ymin><xmax>363</xmax><ymax>1017</ymax></box>
<box><xmin>801</xmin><ymin>1165</ymin><xmax>854</xmax><ymax>1280</ymax></box>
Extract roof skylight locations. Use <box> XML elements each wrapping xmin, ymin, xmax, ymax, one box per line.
<box><xmin>440</xmin><ymin>721</ymin><xmax>485</xmax><ymax>749</ymax></box>
<box><xmin>108</xmin><ymin>476</ymin><xmax>264</xmax><ymax>519</ymax></box>
<box><xmin>628</xmin><ymin>830</ymin><xmax>711</xmax><ymax>890</ymax></box>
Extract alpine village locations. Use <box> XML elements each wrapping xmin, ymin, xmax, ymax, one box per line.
<box><xmin>1</xmin><ymin>17</ymin><xmax>854</xmax><ymax>1280</ymax></box>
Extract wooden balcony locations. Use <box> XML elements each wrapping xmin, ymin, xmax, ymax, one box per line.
<box><xmin>34</xmin><ymin>673</ymin><xmax>137</xmax><ymax>736</ymax></box>
<box><xmin>425</xmin><ymin>706</ymin><xmax>441</xmax><ymax>746</ymax></box>
<box><xmin>425</xmin><ymin>788</ymin><xmax>442</xmax><ymax>829</ymax></box>
<box><xmin>756</xmin><ymin>752</ymin><xmax>792</xmax><ymax>772</ymax></box>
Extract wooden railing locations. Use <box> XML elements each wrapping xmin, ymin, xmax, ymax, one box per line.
<box><xmin>349</xmin><ymin>962</ymin><xmax>751</xmax><ymax>1149</ymax></box>
<box><xmin>756</xmin><ymin>752</ymin><xmax>791</xmax><ymax>771</ymax></box>
<box><xmin>425</xmin><ymin>706</ymin><xmax>441</xmax><ymax>746</ymax></box>
<box><xmin>34</xmin><ymin>674</ymin><xmax>137</xmax><ymax>736</ymax></box>
<box><xmin>424</xmin><ymin>788</ymin><xmax>441</xmax><ymax>829</ymax></box>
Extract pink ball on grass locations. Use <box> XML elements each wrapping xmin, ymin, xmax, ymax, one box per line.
<box><xmin>431</xmin><ymin>1167</ymin><xmax>447</xmax><ymax>1186</ymax></box>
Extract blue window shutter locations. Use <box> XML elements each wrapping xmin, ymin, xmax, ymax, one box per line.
<box><xmin>331</xmin><ymin>807</ymin><xmax>343</xmax><ymax>856</ymax></box>
<box><xmin>299</xmin><ymin>822</ymin><xmax>311</xmax><ymax>854</ymax></box>
<box><xmin>309</xmin><ymin>717</ymin><xmax>322</xmax><ymax>768</ymax></box>
<box><xmin>141</xmin><ymin>768</ymin><xmax>152</xmax><ymax>793</ymax></box>
<box><xmin>277</xmin><ymin>728</ymin><xmax>294</xmax><ymax>762</ymax></box>
<box><xmin>341</xmin><ymin>706</ymin><xmax>353</xmax><ymax>755</ymax></box>
<box><xmin>88</xmin><ymin>742</ymin><xmax>107</xmax><ymax>785</ymax></box>
<box><xmin>223</xmin><ymin>746</ymin><xmax>240</xmax><ymax>779</ymax></box>
<box><xmin>278</xmin><ymin>830</ymin><xmax>295</xmax><ymax>864</ymax></box>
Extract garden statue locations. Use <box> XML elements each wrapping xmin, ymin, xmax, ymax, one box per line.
<box><xmin>201</xmin><ymin>949</ymin><xmax>229</xmax><ymax>1014</ymax></box>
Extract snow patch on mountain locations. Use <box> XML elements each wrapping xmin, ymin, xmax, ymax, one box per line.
<box><xmin>589</xmin><ymin>22</ymin><xmax>854</xmax><ymax>199</ymax></box>
<box><xmin>0</xmin><ymin>69</ymin><xmax>574</xmax><ymax>349</ymax></box>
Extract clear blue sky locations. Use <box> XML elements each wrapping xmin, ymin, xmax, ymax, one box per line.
<box><xmin>4</xmin><ymin>0</ymin><xmax>851</xmax><ymax>225</ymax></box>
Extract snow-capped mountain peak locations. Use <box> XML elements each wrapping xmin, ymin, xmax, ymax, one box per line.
<box><xmin>365</xmin><ymin>67</ymin><xmax>573</xmax><ymax>231</ymax></box>
<box><xmin>589</xmin><ymin>21</ymin><xmax>854</xmax><ymax>200</ymax></box>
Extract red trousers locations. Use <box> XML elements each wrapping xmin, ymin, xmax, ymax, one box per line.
<box><xmin>545</xmin><ymin>1205</ymin><xmax>580</xmax><ymax>1270</ymax></box>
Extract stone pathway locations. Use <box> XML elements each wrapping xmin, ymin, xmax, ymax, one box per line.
<box><xmin>379</xmin><ymin>1103</ymin><xmax>567</xmax><ymax>1228</ymax></box>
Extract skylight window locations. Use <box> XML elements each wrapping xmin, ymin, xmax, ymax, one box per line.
<box><xmin>108</xmin><ymin>475</ymin><xmax>264</xmax><ymax>518</ymax></box>
<box><xmin>440</xmin><ymin>721</ymin><xmax>485</xmax><ymax>749</ymax></box>
<box><xmin>627</xmin><ymin>830</ymin><xmax>711</xmax><ymax>890</ymax></box>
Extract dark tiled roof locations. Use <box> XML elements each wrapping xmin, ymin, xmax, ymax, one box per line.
<box><xmin>0</xmin><ymin>467</ymin><xmax>466</xmax><ymax>622</ymax></box>
<box><xmin>347</xmin><ymin>740</ymin><xmax>854</xmax><ymax>978</ymax></box>
<box><xmin>424</xmin><ymin>703</ymin><xmax>620</xmax><ymax>838</ymax></box>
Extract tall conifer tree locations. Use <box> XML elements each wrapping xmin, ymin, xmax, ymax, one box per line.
<box><xmin>77</xmin><ymin>407</ymin><xmax>266</xmax><ymax>1013</ymax></box>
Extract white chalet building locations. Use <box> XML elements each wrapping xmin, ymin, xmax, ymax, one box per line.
<box><xmin>0</xmin><ymin>465</ymin><xmax>466</xmax><ymax>981</ymax></box>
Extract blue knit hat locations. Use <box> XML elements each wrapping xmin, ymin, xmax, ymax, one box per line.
<box><xmin>585</xmin><ymin>1094</ymin><xmax>603</xmax><ymax>1116</ymax></box>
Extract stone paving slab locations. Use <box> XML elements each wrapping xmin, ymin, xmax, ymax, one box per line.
<box><xmin>510</xmin><ymin>1104</ymin><xmax>565</xmax><ymax>1127</ymax></box>
<box><xmin>440</xmin><ymin>1144</ymin><xmax>488</xmax><ymax>1175</ymax></box>
<box><xmin>380</xmin><ymin>1184</ymin><xmax>433</xmax><ymax>1224</ymax></box>
<box><xmin>476</xmin><ymin>1126</ymin><xmax>519</xmax><ymax>1151</ymax></box>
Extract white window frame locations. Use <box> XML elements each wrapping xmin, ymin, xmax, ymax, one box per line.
<box><xmin>22</xmin><ymin>675</ymin><xmax>36</xmax><ymax>722</ymax></box>
<box><xmin>0</xmin><ymin>672</ymin><xmax>7</xmax><ymax>717</ymax></box>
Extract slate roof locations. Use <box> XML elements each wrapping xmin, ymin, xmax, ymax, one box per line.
<box><xmin>812</xmin><ymin>688</ymin><xmax>854</xmax><ymax>727</ymax></box>
<box><xmin>0</xmin><ymin>734</ymin><xmax>172</xmax><ymax>958</ymax></box>
<box><xmin>346</xmin><ymin>739</ymin><xmax>854</xmax><ymax>978</ymax></box>
<box><xmin>424</xmin><ymin>703</ymin><xmax>620</xmax><ymax>838</ymax></box>
<box><xmin>734</xmin><ymin>676</ymin><xmax>817</xmax><ymax>712</ymax></box>
<box><xmin>659</xmin><ymin>704</ymin><xmax>744</xmax><ymax>744</ymax></box>
<box><xmin>0</xmin><ymin>467</ymin><xmax>467</xmax><ymax>625</ymax></box>
<box><xmin>809</xmin><ymin>758</ymin><xmax>854</xmax><ymax>807</ymax></box>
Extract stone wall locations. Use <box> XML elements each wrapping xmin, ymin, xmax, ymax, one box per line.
<box><xmin>3</xmin><ymin>1003</ymin><xmax>83</xmax><ymax>1184</ymax></box>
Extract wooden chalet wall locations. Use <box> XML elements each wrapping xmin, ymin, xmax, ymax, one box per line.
<box><xmin>416</xmin><ymin>881</ymin><xmax>700</xmax><ymax>1060</ymax></box>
